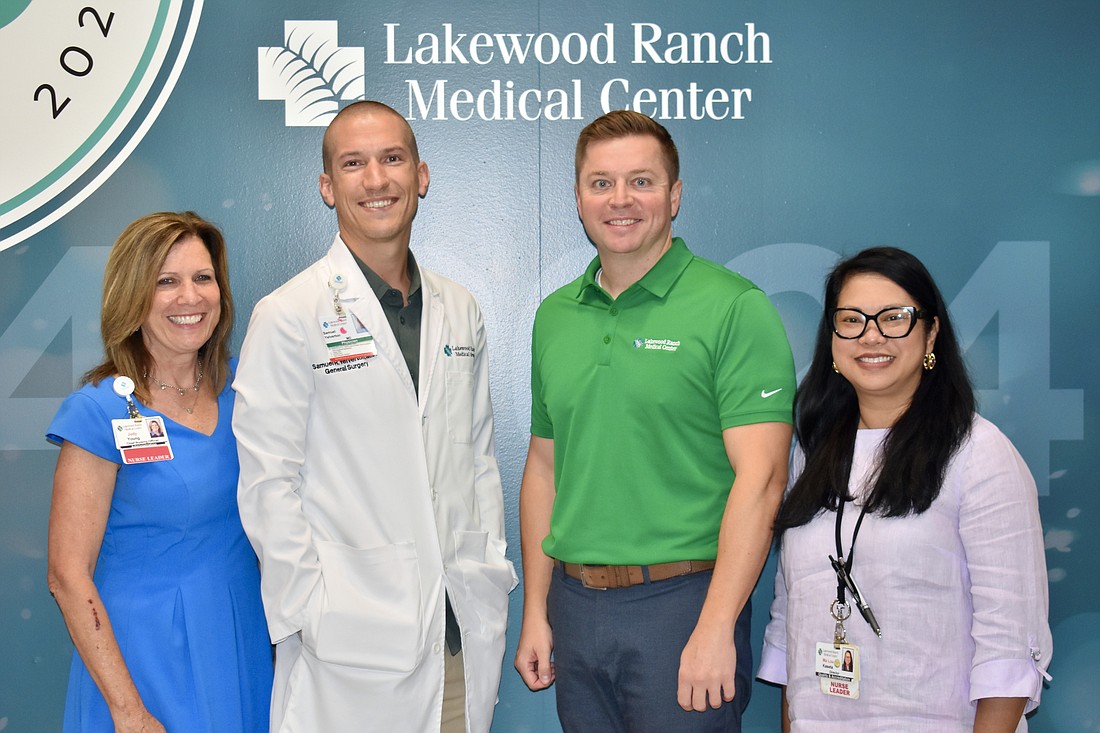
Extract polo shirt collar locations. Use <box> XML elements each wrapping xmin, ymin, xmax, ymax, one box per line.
<box><xmin>576</xmin><ymin>237</ymin><xmax>692</xmax><ymax>301</ymax></box>
<box><xmin>352</xmin><ymin>249</ymin><xmax>422</xmax><ymax>301</ymax></box>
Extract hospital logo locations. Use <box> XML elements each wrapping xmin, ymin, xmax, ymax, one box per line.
<box><xmin>445</xmin><ymin>344</ymin><xmax>476</xmax><ymax>358</ymax></box>
<box><xmin>258</xmin><ymin>20</ymin><xmax>365</xmax><ymax>127</ymax></box>
<box><xmin>635</xmin><ymin>337</ymin><xmax>680</xmax><ymax>352</ymax></box>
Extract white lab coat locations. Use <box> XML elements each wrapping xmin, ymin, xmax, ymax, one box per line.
<box><xmin>234</xmin><ymin>236</ymin><xmax>516</xmax><ymax>733</ymax></box>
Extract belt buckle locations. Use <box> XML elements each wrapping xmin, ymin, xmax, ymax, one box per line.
<box><xmin>579</xmin><ymin>564</ymin><xmax>609</xmax><ymax>590</ymax></box>
<box><xmin>579</xmin><ymin>564</ymin><xmax>644</xmax><ymax>589</ymax></box>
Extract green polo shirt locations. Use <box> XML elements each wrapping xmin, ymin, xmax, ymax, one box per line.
<box><xmin>530</xmin><ymin>237</ymin><xmax>795</xmax><ymax>564</ymax></box>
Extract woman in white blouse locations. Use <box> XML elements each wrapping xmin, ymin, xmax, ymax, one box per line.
<box><xmin>758</xmin><ymin>247</ymin><xmax>1051</xmax><ymax>732</ymax></box>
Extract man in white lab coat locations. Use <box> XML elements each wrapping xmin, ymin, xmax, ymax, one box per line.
<box><xmin>234</xmin><ymin>101</ymin><xmax>515</xmax><ymax>733</ymax></box>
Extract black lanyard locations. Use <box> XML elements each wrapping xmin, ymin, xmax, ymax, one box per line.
<box><xmin>830</xmin><ymin>500</ymin><xmax>882</xmax><ymax>637</ymax></box>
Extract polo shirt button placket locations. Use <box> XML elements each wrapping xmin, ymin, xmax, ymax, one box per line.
<box><xmin>599</xmin><ymin>302</ymin><xmax>618</xmax><ymax>364</ymax></box>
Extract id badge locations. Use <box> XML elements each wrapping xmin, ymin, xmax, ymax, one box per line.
<box><xmin>111</xmin><ymin>416</ymin><xmax>173</xmax><ymax>464</ymax></box>
<box><xmin>319</xmin><ymin>314</ymin><xmax>377</xmax><ymax>362</ymax></box>
<box><xmin>814</xmin><ymin>642</ymin><xmax>860</xmax><ymax>699</ymax></box>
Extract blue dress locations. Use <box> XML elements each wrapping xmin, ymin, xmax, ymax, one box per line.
<box><xmin>47</xmin><ymin>367</ymin><xmax>272</xmax><ymax>732</ymax></box>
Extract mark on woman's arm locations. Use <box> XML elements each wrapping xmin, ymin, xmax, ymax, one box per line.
<box><xmin>87</xmin><ymin>598</ymin><xmax>101</xmax><ymax>630</ymax></box>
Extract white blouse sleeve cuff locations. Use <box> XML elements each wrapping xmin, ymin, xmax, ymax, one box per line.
<box><xmin>970</xmin><ymin>657</ymin><xmax>1050</xmax><ymax>713</ymax></box>
<box><xmin>757</xmin><ymin>640</ymin><xmax>789</xmax><ymax>685</ymax></box>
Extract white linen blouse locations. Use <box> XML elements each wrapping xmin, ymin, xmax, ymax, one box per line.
<box><xmin>759</xmin><ymin>415</ymin><xmax>1052</xmax><ymax>732</ymax></box>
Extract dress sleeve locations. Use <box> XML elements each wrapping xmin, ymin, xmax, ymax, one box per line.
<box><xmin>45</xmin><ymin>388</ymin><xmax>123</xmax><ymax>465</ymax></box>
<box><xmin>958</xmin><ymin>420</ymin><xmax>1052</xmax><ymax>711</ymax></box>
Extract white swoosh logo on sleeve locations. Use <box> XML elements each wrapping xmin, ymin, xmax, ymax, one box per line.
<box><xmin>761</xmin><ymin>388</ymin><xmax>784</xmax><ymax>398</ymax></box>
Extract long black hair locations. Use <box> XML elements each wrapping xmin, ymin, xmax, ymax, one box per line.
<box><xmin>774</xmin><ymin>247</ymin><xmax>976</xmax><ymax>531</ymax></box>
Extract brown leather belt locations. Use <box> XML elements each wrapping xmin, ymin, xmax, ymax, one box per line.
<box><xmin>557</xmin><ymin>560</ymin><xmax>716</xmax><ymax>590</ymax></box>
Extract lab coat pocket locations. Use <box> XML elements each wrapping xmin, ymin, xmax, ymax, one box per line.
<box><xmin>453</xmin><ymin>530</ymin><xmax>514</xmax><ymax>637</ymax></box>
<box><xmin>309</xmin><ymin>540</ymin><xmax>423</xmax><ymax>672</ymax></box>
<box><xmin>444</xmin><ymin>371</ymin><xmax>474</xmax><ymax>444</ymax></box>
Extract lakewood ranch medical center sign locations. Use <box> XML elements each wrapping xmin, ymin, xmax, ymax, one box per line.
<box><xmin>260</xmin><ymin>20</ymin><xmax>773</xmax><ymax>126</ymax></box>
<box><xmin>2</xmin><ymin>12</ymin><xmax>770</xmax><ymax>250</ymax></box>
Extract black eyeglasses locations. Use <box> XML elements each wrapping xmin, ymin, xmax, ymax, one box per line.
<box><xmin>829</xmin><ymin>306</ymin><xmax>930</xmax><ymax>339</ymax></box>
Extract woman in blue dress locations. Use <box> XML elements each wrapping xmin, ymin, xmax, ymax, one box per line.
<box><xmin>46</xmin><ymin>212</ymin><xmax>272</xmax><ymax>732</ymax></box>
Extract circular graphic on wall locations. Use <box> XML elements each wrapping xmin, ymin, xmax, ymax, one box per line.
<box><xmin>0</xmin><ymin>0</ymin><xmax>202</xmax><ymax>252</ymax></box>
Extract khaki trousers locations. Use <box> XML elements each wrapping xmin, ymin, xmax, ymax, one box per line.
<box><xmin>440</xmin><ymin>648</ymin><xmax>466</xmax><ymax>733</ymax></box>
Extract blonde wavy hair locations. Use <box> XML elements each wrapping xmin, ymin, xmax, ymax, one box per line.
<box><xmin>82</xmin><ymin>211</ymin><xmax>234</xmax><ymax>405</ymax></box>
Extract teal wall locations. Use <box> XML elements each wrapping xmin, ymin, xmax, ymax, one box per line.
<box><xmin>2</xmin><ymin>1</ymin><xmax>1096</xmax><ymax>730</ymax></box>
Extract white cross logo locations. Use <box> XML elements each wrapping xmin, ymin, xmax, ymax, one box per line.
<box><xmin>258</xmin><ymin>21</ymin><xmax>365</xmax><ymax>127</ymax></box>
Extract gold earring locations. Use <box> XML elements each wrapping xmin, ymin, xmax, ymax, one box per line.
<box><xmin>832</xmin><ymin>361</ymin><xmax>839</xmax><ymax>373</ymax></box>
<box><xmin>923</xmin><ymin>352</ymin><xmax>937</xmax><ymax>371</ymax></box>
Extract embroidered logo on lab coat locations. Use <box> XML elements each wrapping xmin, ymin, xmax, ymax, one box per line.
<box><xmin>444</xmin><ymin>344</ymin><xmax>475</xmax><ymax>358</ymax></box>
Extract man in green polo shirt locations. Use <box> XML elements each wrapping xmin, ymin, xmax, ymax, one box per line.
<box><xmin>514</xmin><ymin>110</ymin><xmax>795</xmax><ymax>732</ymax></box>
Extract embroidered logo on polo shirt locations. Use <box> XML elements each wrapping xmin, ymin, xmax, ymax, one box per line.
<box><xmin>634</xmin><ymin>337</ymin><xmax>680</xmax><ymax>352</ymax></box>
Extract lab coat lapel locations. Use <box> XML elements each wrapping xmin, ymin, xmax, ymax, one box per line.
<box><xmin>325</xmin><ymin>240</ymin><xmax>417</xmax><ymax>398</ymax></box>
<box><xmin>418</xmin><ymin>271</ymin><xmax>444</xmax><ymax>416</ymax></box>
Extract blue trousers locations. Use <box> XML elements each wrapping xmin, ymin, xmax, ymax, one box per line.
<box><xmin>548</xmin><ymin>564</ymin><xmax>752</xmax><ymax>733</ymax></box>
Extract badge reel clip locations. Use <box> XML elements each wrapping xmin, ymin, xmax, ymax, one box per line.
<box><xmin>830</xmin><ymin>598</ymin><xmax>851</xmax><ymax>649</ymax></box>
<box><xmin>330</xmin><ymin>273</ymin><xmax>347</xmax><ymax>316</ymax></box>
<box><xmin>113</xmin><ymin>376</ymin><xmax>142</xmax><ymax>419</ymax></box>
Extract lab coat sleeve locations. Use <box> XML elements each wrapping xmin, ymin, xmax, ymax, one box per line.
<box><xmin>234</xmin><ymin>293</ymin><xmax>321</xmax><ymax>644</ymax></box>
<box><xmin>469</xmin><ymin>304</ymin><xmax>517</xmax><ymax>589</ymax></box>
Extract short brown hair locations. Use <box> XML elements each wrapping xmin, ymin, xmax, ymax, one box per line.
<box><xmin>83</xmin><ymin>212</ymin><xmax>234</xmax><ymax>405</ymax></box>
<box><xmin>575</xmin><ymin>110</ymin><xmax>680</xmax><ymax>182</ymax></box>
<box><xmin>321</xmin><ymin>101</ymin><xmax>420</xmax><ymax>174</ymax></box>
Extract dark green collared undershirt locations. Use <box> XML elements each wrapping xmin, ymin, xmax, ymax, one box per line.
<box><xmin>353</xmin><ymin>249</ymin><xmax>423</xmax><ymax>390</ymax></box>
<box><xmin>351</xmin><ymin>249</ymin><xmax>462</xmax><ymax>656</ymax></box>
